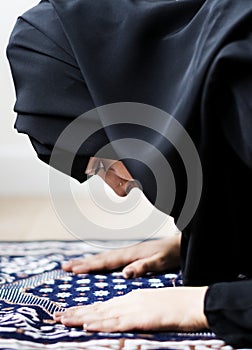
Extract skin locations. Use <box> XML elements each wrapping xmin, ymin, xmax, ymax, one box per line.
<box><xmin>85</xmin><ymin>157</ymin><xmax>138</xmax><ymax>197</ymax></box>
<box><xmin>54</xmin><ymin>287</ymin><xmax>208</xmax><ymax>332</ymax></box>
<box><xmin>62</xmin><ymin>234</ymin><xmax>181</xmax><ymax>277</ymax></box>
<box><xmin>54</xmin><ymin>157</ymin><xmax>209</xmax><ymax>332</ymax></box>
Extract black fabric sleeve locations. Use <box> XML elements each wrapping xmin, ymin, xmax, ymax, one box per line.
<box><xmin>204</xmin><ymin>279</ymin><xmax>252</xmax><ymax>348</ymax></box>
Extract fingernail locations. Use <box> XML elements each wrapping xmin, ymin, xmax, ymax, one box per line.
<box><xmin>83</xmin><ymin>323</ymin><xmax>88</xmax><ymax>332</ymax></box>
<box><xmin>61</xmin><ymin>316</ymin><xmax>68</xmax><ymax>323</ymax></box>
<box><xmin>62</xmin><ymin>262</ymin><xmax>70</xmax><ymax>268</ymax></box>
<box><xmin>72</xmin><ymin>267</ymin><xmax>80</xmax><ymax>274</ymax></box>
<box><xmin>124</xmin><ymin>268</ymin><xmax>134</xmax><ymax>278</ymax></box>
<box><xmin>85</xmin><ymin>322</ymin><xmax>96</xmax><ymax>332</ymax></box>
<box><xmin>53</xmin><ymin>313</ymin><xmax>63</xmax><ymax>322</ymax></box>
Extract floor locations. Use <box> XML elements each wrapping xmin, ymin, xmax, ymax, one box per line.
<box><xmin>0</xmin><ymin>197</ymin><xmax>74</xmax><ymax>241</ymax></box>
<box><xmin>0</xmin><ymin>194</ymin><xmax>179</xmax><ymax>242</ymax></box>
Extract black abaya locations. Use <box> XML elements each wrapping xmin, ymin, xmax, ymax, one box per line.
<box><xmin>7</xmin><ymin>0</ymin><xmax>252</xmax><ymax>347</ymax></box>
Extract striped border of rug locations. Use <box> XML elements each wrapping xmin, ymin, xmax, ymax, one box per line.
<box><xmin>0</xmin><ymin>241</ymin><xmax>230</xmax><ymax>350</ymax></box>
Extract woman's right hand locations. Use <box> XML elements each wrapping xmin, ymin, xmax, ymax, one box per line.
<box><xmin>62</xmin><ymin>233</ymin><xmax>181</xmax><ymax>278</ymax></box>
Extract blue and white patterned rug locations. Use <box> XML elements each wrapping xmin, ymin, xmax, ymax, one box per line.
<box><xmin>0</xmin><ymin>241</ymin><xmax>227</xmax><ymax>349</ymax></box>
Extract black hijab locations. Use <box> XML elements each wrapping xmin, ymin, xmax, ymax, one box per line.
<box><xmin>7</xmin><ymin>0</ymin><xmax>252</xmax><ymax>285</ymax></box>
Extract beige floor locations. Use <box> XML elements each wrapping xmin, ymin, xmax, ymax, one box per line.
<box><xmin>0</xmin><ymin>189</ymin><xmax>179</xmax><ymax>241</ymax></box>
<box><xmin>0</xmin><ymin>197</ymin><xmax>75</xmax><ymax>241</ymax></box>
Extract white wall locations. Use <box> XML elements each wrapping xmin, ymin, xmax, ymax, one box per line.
<box><xmin>0</xmin><ymin>0</ymin><xmax>50</xmax><ymax>196</ymax></box>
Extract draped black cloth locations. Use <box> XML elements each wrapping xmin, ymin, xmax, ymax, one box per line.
<box><xmin>7</xmin><ymin>0</ymin><xmax>252</xmax><ymax>347</ymax></box>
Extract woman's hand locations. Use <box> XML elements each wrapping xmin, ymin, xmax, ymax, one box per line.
<box><xmin>85</xmin><ymin>157</ymin><xmax>136</xmax><ymax>197</ymax></box>
<box><xmin>54</xmin><ymin>286</ymin><xmax>209</xmax><ymax>332</ymax></box>
<box><xmin>62</xmin><ymin>234</ymin><xmax>181</xmax><ymax>278</ymax></box>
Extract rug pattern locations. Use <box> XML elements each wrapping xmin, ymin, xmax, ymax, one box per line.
<box><xmin>0</xmin><ymin>241</ymin><xmax>227</xmax><ymax>349</ymax></box>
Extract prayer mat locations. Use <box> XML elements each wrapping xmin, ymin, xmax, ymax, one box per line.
<box><xmin>0</xmin><ymin>241</ymin><xmax>228</xmax><ymax>349</ymax></box>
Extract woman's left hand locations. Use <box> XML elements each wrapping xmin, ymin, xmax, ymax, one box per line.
<box><xmin>54</xmin><ymin>286</ymin><xmax>209</xmax><ymax>332</ymax></box>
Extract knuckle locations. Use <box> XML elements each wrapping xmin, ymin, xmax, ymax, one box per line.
<box><xmin>140</xmin><ymin>261</ymin><xmax>148</xmax><ymax>270</ymax></box>
<box><xmin>114</xmin><ymin>316</ymin><xmax>124</xmax><ymax>332</ymax></box>
<box><xmin>156</xmin><ymin>254</ymin><xmax>167</xmax><ymax>268</ymax></box>
<box><xmin>93</xmin><ymin>301</ymin><xmax>102</xmax><ymax>312</ymax></box>
<box><xmin>98</xmin><ymin>251</ymin><xmax>111</xmax><ymax>263</ymax></box>
<box><xmin>136</xmin><ymin>260</ymin><xmax>149</xmax><ymax>273</ymax></box>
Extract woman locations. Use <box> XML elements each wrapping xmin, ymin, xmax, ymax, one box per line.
<box><xmin>7</xmin><ymin>0</ymin><xmax>252</xmax><ymax>347</ymax></box>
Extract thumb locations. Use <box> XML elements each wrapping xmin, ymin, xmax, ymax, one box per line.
<box><xmin>122</xmin><ymin>254</ymin><xmax>161</xmax><ymax>278</ymax></box>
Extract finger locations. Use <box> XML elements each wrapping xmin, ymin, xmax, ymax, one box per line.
<box><xmin>62</xmin><ymin>260</ymin><xmax>74</xmax><ymax>271</ymax></box>
<box><xmin>59</xmin><ymin>303</ymin><xmax>107</xmax><ymax>327</ymax></box>
<box><xmin>61</xmin><ymin>255</ymin><xmax>110</xmax><ymax>274</ymax></box>
<box><xmin>71</xmin><ymin>254</ymin><xmax>124</xmax><ymax>274</ymax></box>
<box><xmin>53</xmin><ymin>305</ymin><xmax>86</xmax><ymax>323</ymax></box>
<box><xmin>60</xmin><ymin>308</ymin><xmax>87</xmax><ymax>327</ymax></box>
<box><xmin>122</xmin><ymin>254</ymin><xmax>164</xmax><ymax>278</ymax></box>
<box><xmin>62</xmin><ymin>258</ymin><xmax>92</xmax><ymax>271</ymax></box>
<box><xmin>86</xmin><ymin>315</ymin><xmax>133</xmax><ymax>333</ymax></box>
<box><xmin>59</xmin><ymin>297</ymin><xmax>128</xmax><ymax>327</ymax></box>
<box><xmin>63</xmin><ymin>246</ymin><xmax>141</xmax><ymax>274</ymax></box>
<box><xmin>102</xmin><ymin>170</ymin><xmax>128</xmax><ymax>197</ymax></box>
<box><xmin>53</xmin><ymin>312</ymin><xmax>63</xmax><ymax>322</ymax></box>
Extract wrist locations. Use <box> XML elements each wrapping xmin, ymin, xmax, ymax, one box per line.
<box><xmin>164</xmin><ymin>233</ymin><xmax>181</xmax><ymax>267</ymax></box>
